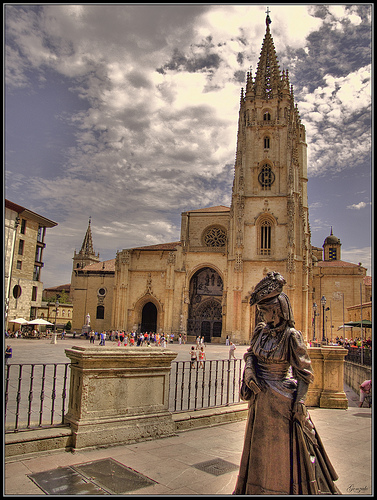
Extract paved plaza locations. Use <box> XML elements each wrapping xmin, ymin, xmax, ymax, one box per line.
<box><xmin>4</xmin><ymin>336</ymin><xmax>373</xmax><ymax>496</ymax></box>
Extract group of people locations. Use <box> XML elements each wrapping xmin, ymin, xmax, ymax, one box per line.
<box><xmin>338</xmin><ymin>337</ymin><xmax>372</xmax><ymax>349</ymax></box>
<box><xmin>86</xmin><ymin>330</ymin><xmax>187</xmax><ymax>347</ymax></box>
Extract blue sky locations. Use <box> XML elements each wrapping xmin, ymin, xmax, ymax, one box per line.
<box><xmin>4</xmin><ymin>4</ymin><xmax>372</xmax><ymax>287</ymax></box>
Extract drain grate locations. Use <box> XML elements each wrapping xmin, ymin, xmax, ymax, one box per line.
<box><xmin>28</xmin><ymin>458</ymin><xmax>157</xmax><ymax>495</ymax></box>
<box><xmin>193</xmin><ymin>458</ymin><xmax>239</xmax><ymax>476</ymax></box>
<box><xmin>28</xmin><ymin>467</ymin><xmax>108</xmax><ymax>495</ymax></box>
<box><xmin>73</xmin><ymin>458</ymin><xmax>157</xmax><ymax>494</ymax></box>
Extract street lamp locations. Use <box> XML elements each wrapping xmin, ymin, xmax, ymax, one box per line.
<box><xmin>51</xmin><ymin>299</ymin><xmax>59</xmax><ymax>344</ymax></box>
<box><xmin>313</xmin><ymin>303</ymin><xmax>318</xmax><ymax>342</ymax></box>
<box><xmin>321</xmin><ymin>295</ymin><xmax>326</xmax><ymax>344</ymax></box>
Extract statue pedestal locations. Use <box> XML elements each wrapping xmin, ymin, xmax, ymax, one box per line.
<box><xmin>306</xmin><ymin>346</ymin><xmax>348</xmax><ymax>409</ymax></box>
<box><xmin>81</xmin><ymin>325</ymin><xmax>90</xmax><ymax>336</ymax></box>
<box><xmin>64</xmin><ymin>347</ymin><xmax>177</xmax><ymax>450</ymax></box>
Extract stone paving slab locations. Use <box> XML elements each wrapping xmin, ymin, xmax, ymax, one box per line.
<box><xmin>4</xmin><ymin>405</ymin><xmax>372</xmax><ymax>496</ymax></box>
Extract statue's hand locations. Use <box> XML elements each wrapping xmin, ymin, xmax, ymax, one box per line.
<box><xmin>292</xmin><ymin>401</ymin><xmax>306</xmax><ymax>422</ymax></box>
<box><xmin>244</xmin><ymin>367</ymin><xmax>263</xmax><ymax>393</ymax></box>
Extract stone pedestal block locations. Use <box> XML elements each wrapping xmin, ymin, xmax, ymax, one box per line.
<box><xmin>307</xmin><ymin>346</ymin><xmax>348</xmax><ymax>409</ymax></box>
<box><xmin>64</xmin><ymin>346</ymin><xmax>177</xmax><ymax>450</ymax></box>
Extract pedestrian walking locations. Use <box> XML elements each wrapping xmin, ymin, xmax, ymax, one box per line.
<box><xmin>190</xmin><ymin>346</ymin><xmax>197</xmax><ymax>368</ymax></box>
<box><xmin>198</xmin><ymin>346</ymin><xmax>206</xmax><ymax>368</ymax></box>
<box><xmin>5</xmin><ymin>345</ymin><xmax>12</xmax><ymax>364</ymax></box>
<box><xmin>99</xmin><ymin>331</ymin><xmax>106</xmax><ymax>346</ymax></box>
<box><xmin>229</xmin><ymin>342</ymin><xmax>237</xmax><ymax>360</ymax></box>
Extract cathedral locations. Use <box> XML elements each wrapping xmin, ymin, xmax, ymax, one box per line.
<box><xmin>71</xmin><ymin>15</ymin><xmax>369</xmax><ymax>343</ymax></box>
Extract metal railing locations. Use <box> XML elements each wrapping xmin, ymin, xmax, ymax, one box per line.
<box><xmin>344</xmin><ymin>348</ymin><xmax>372</xmax><ymax>367</ymax></box>
<box><xmin>169</xmin><ymin>358</ymin><xmax>244</xmax><ymax>412</ymax></box>
<box><xmin>5</xmin><ymin>358</ymin><xmax>245</xmax><ymax>433</ymax></box>
<box><xmin>4</xmin><ymin>363</ymin><xmax>70</xmax><ymax>433</ymax></box>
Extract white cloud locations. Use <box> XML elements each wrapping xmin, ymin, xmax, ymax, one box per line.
<box><xmin>347</xmin><ymin>202</ymin><xmax>369</xmax><ymax>210</ymax></box>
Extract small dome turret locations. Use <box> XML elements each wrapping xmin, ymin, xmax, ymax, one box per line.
<box><xmin>324</xmin><ymin>227</ymin><xmax>340</xmax><ymax>246</ymax></box>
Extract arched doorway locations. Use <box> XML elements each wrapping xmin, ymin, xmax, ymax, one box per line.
<box><xmin>141</xmin><ymin>302</ymin><xmax>157</xmax><ymax>333</ymax></box>
<box><xmin>187</xmin><ymin>267</ymin><xmax>223</xmax><ymax>342</ymax></box>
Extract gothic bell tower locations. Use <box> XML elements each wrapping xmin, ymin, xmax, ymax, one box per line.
<box><xmin>226</xmin><ymin>11</ymin><xmax>311</xmax><ymax>340</ymax></box>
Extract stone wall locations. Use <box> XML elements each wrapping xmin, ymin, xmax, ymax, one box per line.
<box><xmin>344</xmin><ymin>361</ymin><xmax>372</xmax><ymax>396</ymax></box>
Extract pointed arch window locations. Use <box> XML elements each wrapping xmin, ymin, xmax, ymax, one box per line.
<box><xmin>263</xmin><ymin>111</ymin><xmax>271</xmax><ymax>121</ymax></box>
<box><xmin>256</xmin><ymin>214</ymin><xmax>276</xmax><ymax>257</ymax></box>
<box><xmin>260</xmin><ymin>220</ymin><xmax>271</xmax><ymax>255</ymax></box>
<box><xmin>264</xmin><ymin>136</ymin><xmax>270</xmax><ymax>149</ymax></box>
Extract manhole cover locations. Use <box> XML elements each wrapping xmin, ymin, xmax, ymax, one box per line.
<box><xmin>73</xmin><ymin>458</ymin><xmax>157</xmax><ymax>494</ymax></box>
<box><xmin>28</xmin><ymin>467</ymin><xmax>108</xmax><ymax>495</ymax></box>
<box><xmin>28</xmin><ymin>458</ymin><xmax>157</xmax><ymax>495</ymax></box>
<box><xmin>193</xmin><ymin>458</ymin><xmax>239</xmax><ymax>476</ymax></box>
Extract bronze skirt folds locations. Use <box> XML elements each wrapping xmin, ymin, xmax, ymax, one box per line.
<box><xmin>233</xmin><ymin>388</ymin><xmax>340</xmax><ymax>495</ymax></box>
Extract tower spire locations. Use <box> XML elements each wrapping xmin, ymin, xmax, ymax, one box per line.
<box><xmin>80</xmin><ymin>217</ymin><xmax>95</xmax><ymax>256</ymax></box>
<box><xmin>253</xmin><ymin>8</ymin><xmax>281</xmax><ymax>99</ymax></box>
<box><xmin>265</xmin><ymin>6</ymin><xmax>272</xmax><ymax>27</ymax></box>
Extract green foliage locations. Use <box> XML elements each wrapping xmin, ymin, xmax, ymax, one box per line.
<box><xmin>47</xmin><ymin>290</ymin><xmax>71</xmax><ymax>304</ymax></box>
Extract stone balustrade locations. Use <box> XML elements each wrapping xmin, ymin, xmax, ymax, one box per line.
<box><xmin>306</xmin><ymin>346</ymin><xmax>348</xmax><ymax>409</ymax></box>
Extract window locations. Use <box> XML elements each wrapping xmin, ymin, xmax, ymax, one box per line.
<box><xmin>264</xmin><ymin>136</ymin><xmax>270</xmax><ymax>149</ymax></box>
<box><xmin>32</xmin><ymin>286</ymin><xmax>38</xmax><ymax>301</ymax></box>
<box><xmin>20</xmin><ymin>219</ymin><xmax>26</xmax><ymax>234</ymax></box>
<box><xmin>35</xmin><ymin>245</ymin><xmax>43</xmax><ymax>263</ymax></box>
<box><xmin>258</xmin><ymin>165</ymin><xmax>275</xmax><ymax>190</ymax></box>
<box><xmin>329</xmin><ymin>248</ymin><xmax>337</xmax><ymax>260</ymax></box>
<box><xmin>260</xmin><ymin>220</ymin><xmax>272</xmax><ymax>255</ymax></box>
<box><xmin>203</xmin><ymin>227</ymin><xmax>227</xmax><ymax>247</ymax></box>
<box><xmin>16</xmin><ymin>260</ymin><xmax>22</xmax><ymax>270</ymax></box>
<box><xmin>37</xmin><ymin>226</ymin><xmax>45</xmax><ymax>243</ymax></box>
<box><xmin>18</xmin><ymin>239</ymin><xmax>25</xmax><ymax>255</ymax></box>
<box><xmin>98</xmin><ymin>287</ymin><xmax>107</xmax><ymax>297</ymax></box>
<box><xmin>13</xmin><ymin>285</ymin><xmax>22</xmax><ymax>299</ymax></box>
<box><xmin>96</xmin><ymin>305</ymin><xmax>105</xmax><ymax>319</ymax></box>
<box><xmin>33</xmin><ymin>265</ymin><xmax>41</xmax><ymax>281</ymax></box>
<box><xmin>263</xmin><ymin>111</ymin><xmax>271</xmax><ymax>121</ymax></box>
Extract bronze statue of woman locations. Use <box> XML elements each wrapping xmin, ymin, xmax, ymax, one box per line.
<box><xmin>233</xmin><ymin>271</ymin><xmax>340</xmax><ymax>495</ymax></box>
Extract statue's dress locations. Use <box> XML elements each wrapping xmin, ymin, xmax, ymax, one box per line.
<box><xmin>233</xmin><ymin>323</ymin><xmax>340</xmax><ymax>495</ymax></box>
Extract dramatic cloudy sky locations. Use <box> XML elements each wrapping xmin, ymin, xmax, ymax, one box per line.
<box><xmin>4</xmin><ymin>4</ymin><xmax>372</xmax><ymax>287</ymax></box>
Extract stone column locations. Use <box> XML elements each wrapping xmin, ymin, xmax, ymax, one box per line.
<box><xmin>64</xmin><ymin>346</ymin><xmax>177</xmax><ymax>450</ymax></box>
<box><xmin>307</xmin><ymin>346</ymin><xmax>348</xmax><ymax>409</ymax></box>
<box><xmin>319</xmin><ymin>346</ymin><xmax>348</xmax><ymax>409</ymax></box>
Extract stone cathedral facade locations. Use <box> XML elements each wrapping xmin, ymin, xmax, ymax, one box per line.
<box><xmin>71</xmin><ymin>16</ymin><xmax>368</xmax><ymax>343</ymax></box>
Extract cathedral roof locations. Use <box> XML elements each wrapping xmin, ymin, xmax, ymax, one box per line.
<box><xmin>131</xmin><ymin>241</ymin><xmax>181</xmax><ymax>251</ymax></box>
<box><xmin>82</xmin><ymin>258</ymin><xmax>116</xmax><ymax>272</ymax></box>
<box><xmin>184</xmin><ymin>205</ymin><xmax>230</xmax><ymax>213</ymax></box>
<box><xmin>317</xmin><ymin>260</ymin><xmax>364</xmax><ymax>269</ymax></box>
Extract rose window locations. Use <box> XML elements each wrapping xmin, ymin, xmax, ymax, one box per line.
<box><xmin>204</xmin><ymin>227</ymin><xmax>227</xmax><ymax>247</ymax></box>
